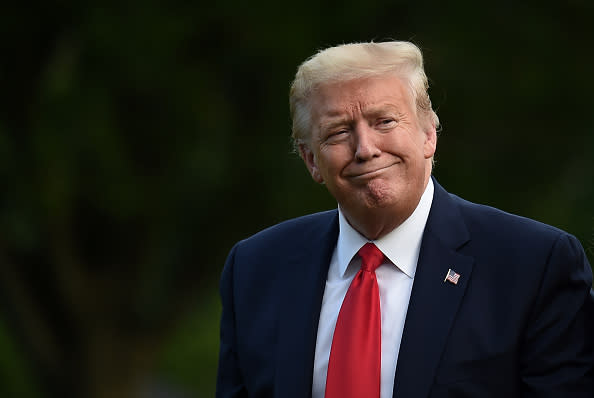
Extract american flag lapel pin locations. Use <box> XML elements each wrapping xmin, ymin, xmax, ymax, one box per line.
<box><xmin>444</xmin><ymin>268</ymin><xmax>460</xmax><ymax>285</ymax></box>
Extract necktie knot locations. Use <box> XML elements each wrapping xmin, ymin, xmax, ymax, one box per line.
<box><xmin>358</xmin><ymin>243</ymin><xmax>385</xmax><ymax>273</ymax></box>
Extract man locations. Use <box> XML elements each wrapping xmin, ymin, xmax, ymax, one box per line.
<box><xmin>216</xmin><ymin>41</ymin><xmax>593</xmax><ymax>398</ymax></box>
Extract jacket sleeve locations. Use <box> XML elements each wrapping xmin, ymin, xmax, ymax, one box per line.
<box><xmin>520</xmin><ymin>233</ymin><xmax>594</xmax><ymax>397</ymax></box>
<box><xmin>216</xmin><ymin>244</ymin><xmax>248</xmax><ymax>398</ymax></box>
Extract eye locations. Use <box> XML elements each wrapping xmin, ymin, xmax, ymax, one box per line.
<box><xmin>378</xmin><ymin>118</ymin><xmax>397</xmax><ymax>128</ymax></box>
<box><xmin>324</xmin><ymin>129</ymin><xmax>349</xmax><ymax>144</ymax></box>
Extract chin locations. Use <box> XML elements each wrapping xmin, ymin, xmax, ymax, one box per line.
<box><xmin>360</xmin><ymin>180</ymin><xmax>400</xmax><ymax>208</ymax></box>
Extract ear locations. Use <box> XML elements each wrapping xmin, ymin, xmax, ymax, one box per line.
<box><xmin>423</xmin><ymin>122</ymin><xmax>437</xmax><ymax>159</ymax></box>
<box><xmin>299</xmin><ymin>144</ymin><xmax>324</xmax><ymax>183</ymax></box>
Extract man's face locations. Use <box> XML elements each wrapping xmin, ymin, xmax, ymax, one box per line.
<box><xmin>300</xmin><ymin>74</ymin><xmax>436</xmax><ymax>230</ymax></box>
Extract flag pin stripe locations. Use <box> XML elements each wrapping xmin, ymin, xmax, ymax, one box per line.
<box><xmin>444</xmin><ymin>268</ymin><xmax>460</xmax><ymax>285</ymax></box>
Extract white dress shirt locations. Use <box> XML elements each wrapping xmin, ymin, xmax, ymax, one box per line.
<box><xmin>312</xmin><ymin>179</ymin><xmax>434</xmax><ymax>398</ymax></box>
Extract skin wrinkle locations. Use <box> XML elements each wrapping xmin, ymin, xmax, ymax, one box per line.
<box><xmin>300</xmin><ymin>74</ymin><xmax>436</xmax><ymax>240</ymax></box>
<box><xmin>318</xmin><ymin>105</ymin><xmax>406</xmax><ymax>144</ymax></box>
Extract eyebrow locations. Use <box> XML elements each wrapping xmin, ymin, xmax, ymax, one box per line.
<box><xmin>318</xmin><ymin>104</ymin><xmax>401</xmax><ymax>129</ymax></box>
<box><xmin>319</xmin><ymin>117</ymin><xmax>351</xmax><ymax>132</ymax></box>
<box><xmin>362</xmin><ymin>104</ymin><xmax>400</xmax><ymax>118</ymax></box>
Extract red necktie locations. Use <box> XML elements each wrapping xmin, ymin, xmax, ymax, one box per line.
<box><xmin>325</xmin><ymin>243</ymin><xmax>385</xmax><ymax>398</ymax></box>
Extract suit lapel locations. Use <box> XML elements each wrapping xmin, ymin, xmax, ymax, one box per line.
<box><xmin>274</xmin><ymin>211</ymin><xmax>339</xmax><ymax>398</ymax></box>
<box><xmin>272</xmin><ymin>180</ymin><xmax>474</xmax><ymax>398</ymax></box>
<box><xmin>393</xmin><ymin>179</ymin><xmax>475</xmax><ymax>398</ymax></box>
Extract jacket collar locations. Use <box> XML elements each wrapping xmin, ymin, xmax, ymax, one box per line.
<box><xmin>274</xmin><ymin>177</ymin><xmax>474</xmax><ymax>398</ymax></box>
<box><xmin>392</xmin><ymin>177</ymin><xmax>474</xmax><ymax>398</ymax></box>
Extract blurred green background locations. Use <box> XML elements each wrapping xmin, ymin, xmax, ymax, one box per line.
<box><xmin>1</xmin><ymin>1</ymin><xmax>593</xmax><ymax>397</ymax></box>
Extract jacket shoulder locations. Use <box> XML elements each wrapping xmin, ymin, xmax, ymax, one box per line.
<box><xmin>450</xmin><ymin>193</ymin><xmax>568</xmax><ymax>242</ymax></box>
<box><xmin>234</xmin><ymin>209</ymin><xmax>338</xmax><ymax>253</ymax></box>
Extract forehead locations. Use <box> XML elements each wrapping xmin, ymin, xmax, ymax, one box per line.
<box><xmin>310</xmin><ymin>75</ymin><xmax>415</xmax><ymax>120</ymax></box>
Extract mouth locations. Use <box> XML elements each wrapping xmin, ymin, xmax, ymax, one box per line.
<box><xmin>346</xmin><ymin>163</ymin><xmax>398</xmax><ymax>179</ymax></box>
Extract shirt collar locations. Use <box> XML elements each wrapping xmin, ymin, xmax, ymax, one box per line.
<box><xmin>336</xmin><ymin>178</ymin><xmax>434</xmax><ymax>279</ymax></box>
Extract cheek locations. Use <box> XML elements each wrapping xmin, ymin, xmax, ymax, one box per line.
<box><xmin>320</xmin><ymin>147</ymin><xmax>350</xmax><ymax>172</ymax></box>
<box><xmin>407</xmin><ymin>133</ymin><xmax>429</xmax><ymax>157</ymax></box>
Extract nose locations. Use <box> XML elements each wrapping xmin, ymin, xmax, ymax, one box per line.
<box><xmin>354</xmin><ymin>125</ymin><xmax>381</xmax><ymax>161</ymax></box>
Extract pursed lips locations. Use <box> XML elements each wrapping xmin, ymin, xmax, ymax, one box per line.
<box><xmin>344</xmin><ymin>162</ymin><xmax>399</xmax><ymax>179</ymax></box>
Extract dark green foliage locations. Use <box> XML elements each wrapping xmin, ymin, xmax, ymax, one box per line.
<box><xmin>0</xmin><ymin>1</ymin><xmax>592</xmax><ymax>396</ymax></box>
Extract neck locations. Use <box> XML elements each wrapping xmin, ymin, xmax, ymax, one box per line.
<box><xmin>342</xmin><ymin>205</ymin><xmax>414</xmax><ymax>241</ymax></box>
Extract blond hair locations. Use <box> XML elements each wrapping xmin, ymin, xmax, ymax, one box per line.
<box><xmin>289</xmin><ymin>41</ymin><xmax>439</xmax><ymax>150</ymax></box>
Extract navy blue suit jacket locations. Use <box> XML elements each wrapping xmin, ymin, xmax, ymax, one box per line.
<box><xmin>217</xmin><ymin>179</ymin><xmax>594</xmax><ymax>397</ymax></box>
